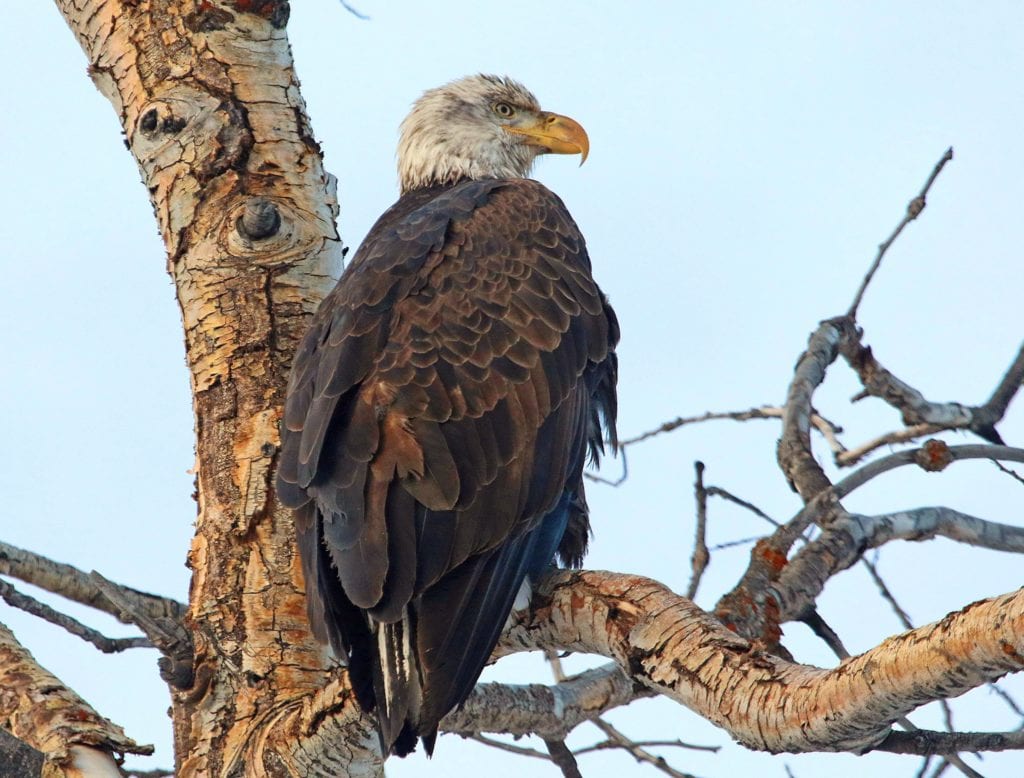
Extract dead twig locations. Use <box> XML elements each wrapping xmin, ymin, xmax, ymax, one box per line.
<box><xmin>0</xmin><ymin>579</ymin><xmax>151</xmax><ymax>653</ymax></box>
<box><xmin>705</xmin><ymin>486</ymin><xmax>780</xmax><ymax>527</ymax></box>
<box><xmin>621</xmin><ymin>405</ymin><xmax>842</xmax><ymax>448</ymax></box>
<box><xmin>847</xmin><ymin>147</ymin><xmax>954</xmax><ymax>318</ymax></box>
<box><xmin>687</xmin><ymin>462</ymin><xmax>710</xmax><ymax>599</ymax></box>
<box><xmin>993</xmin><ymin>460</ymin><xmax>1024</xmax><ymax>487</ymax></box>
<box><xmin>836</xmin><ymin>423</ymin><xmax>941</xmax><ymax>467</ymax></box>
<box><xmin>0</xmin><ymin>541</ymin><xmax>184</xmax><ymax>624</ymax></box>
<box><xmin>839</xmin><ymin>335</ymin><xmax>1022</xmax><ymax>448</ymax></box>
<box><xmin>544</xmin><ymin>739</ymin><xmax>584</xmax><ymax>778</ymax></box>
<box><xmin>90</xmin><ymin>572</ymin><xmax>194</xmax><ymax>689</ymax></box>
<box><xmin>876</xmin><ymin>729</ymin><xmax>1024</xmax><ymax>757</ymax></box>
<box><xmin>465</xmin><ymin>733</ymin><xmax>550</xmax><ymax>760</ymax></box>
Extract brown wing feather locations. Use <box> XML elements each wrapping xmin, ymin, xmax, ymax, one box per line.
<box><xmin>276</xmin><ymin>177</ymin><xmax>618</xmax><ymax>756</ymax></box>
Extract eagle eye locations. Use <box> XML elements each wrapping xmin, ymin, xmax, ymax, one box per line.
<box><xmin>493</xmin><ymin>102</ymin><xmax>515</xmax><ymax>118</ymax></box>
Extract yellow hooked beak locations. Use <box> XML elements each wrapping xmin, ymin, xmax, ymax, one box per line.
<box><xmin>505</xmin><ymin>111</ymin><xmax>590</xmax><ymax>164</ymax></box>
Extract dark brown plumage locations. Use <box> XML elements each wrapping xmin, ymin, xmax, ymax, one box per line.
<box><xmin>276</xmin><ymin>75</ymin><xmax>618</xmax><ymax>757</ymax></box>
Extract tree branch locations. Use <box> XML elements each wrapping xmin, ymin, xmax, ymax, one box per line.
<box><xmin>847</xmin><ymin>147</ymin><xmax>954</xmax><ymax>318</ymax></box>
<box><xmin>876</xmin><ymin>729</ymin><xmax>1024</xmax><ymax>756</ymax></box>
<box><xmin>444</xmin><ymin>664</ymin><xmax>650</xmax><ymax>740</ymax></box>
<box><xmin>772</xmin><ymin>506</ymin><xmax>1024</xmax><ymax>625</ymax></box>
<box><xmin>502</xmin><ymin>569</ymin><xmax>1024</xmax><ymax>754</ymax></box>
<box><xmin>687</xmin><ymin>462</ymin><xmax>710</xmax><ymax>599</ymax></box>
<box><xmin>0</xmin><ymin>540</ymin><xmax>184</xmax><ymax>624</ymax></box>
<box><xmin>622</xmin><ymin>405</ymin><xmax>842</xmax><ymax>448</ymax></box>
<box><xmin>543</xmin><ymin>738</ymin><xmax>583</xmax><ymax>778</ymax></box>
<box><xmin>838</xmin><ymin>332</ymin><xmax>1023</xmax><ymax>451</ymax></box>
<box><xmin>0</xmin><ymin>621</ymin><xmax>151</xmax><ymax>773</ymax></box>
<box><xmin>0</xmin><ymin>579</ymin><xmax>151</xmax><ymax>653</ymax></box>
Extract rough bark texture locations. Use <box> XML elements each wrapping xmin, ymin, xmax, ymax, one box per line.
<box><xmin>13</xmin><ymin>2</ymin><xmax>1017</xmax><ymax>775</ymax></box>
<box><xmin>0</xmin><ymin>622</ymin><xmax>147</xmax><ymax>775</ymax></box>
<box><xmin>504</xmin><ymin>570</ymin><xmax>1024</xmax><ymax>754</ymax></box>
<box><xmin>54</xmin><ymin>1</ymin><xmax>381</xmax><ymax>774</ymax></box>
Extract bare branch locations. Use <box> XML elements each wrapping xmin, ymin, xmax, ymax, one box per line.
<box><xmin>836</xmin><ymin>423</ymin><xmax>941</xmax><ymax>467</ymax></box>
<box><xmin>687</xmin><ymin>462</ymin><xmax>710</xmax><ymax>599</ymax></box>
<box><xmin>0</xmin><ymin>541</ymin><xmax>184</xmax><ymax>624</ymax></box>
<box><xmin>544</xmin><ymin>738</ymin><xmax>583</xmax><ymax>778</ymax></box>
<box><xmin>337</xmin><ymin>0</ymin><xmax>370</xmax><ymax>19</ymax></box>
<box><xmin>862</xmin><ymin>557</ymin><xmax>914</xmax><ymax>629</ymax></box>
<box><xmin>876</xmin><ymin>729</ymin><xmax>1024</xmax><ymax>756</ymax></box>
<box><xmin>595</xmin><ymin>718</ymin><xmax>704</xmax><ymax>778</ymax></box>
<box><xmin>444</xmin><ymin>664</ymin><xmax>650</xmax><ymax>740</ymax></box>
<box><xmin>993</xmin><ymin>460</ymin><xmax>1024</xmax><ymax>487</ymax></box>
<box><xmin>777</xmin><ymin>318</ymin><xmax>847</xmax><ymax>502</ymax></box>
<box><xmin>583</xmin><ymin>718</ymin><xmax>702</xmax><ymax>778</ymax></box>
<box><xmin>621</xmin><ymin>405</ymin><xmax>842</xmax><ymax>448</ymax></box>
<box><xmin>800</xmin><ymin>610</ymin><xmax>849</xmax><ymax>658</ymax></box>
<box><xmin>839</xmin><ymin>332</ymin><xmax>1021</xmax><ymax>447</ymax></box>
<box><xmin>831</xmin><ymin>443</ymin><xmax>1024</xmax><ymax>500</ymax></box>
<box><xmin>503</xmin><ymin>569</ymin><xmax>1024</xmax><ymax>754</ymax></box>
<box><xmin>574</xmin><ymin>736</ymin><xmax>719</xmax><ymax>757</ymax></box>
<box><xmin>847</xmin><ymin>147</ymin><xmax>954</xmax><ymax>318</ymax></box>
<box><xmin>585</xmin><ymin>446</ymin><xmax>630</xmax><ymax>486</ymax></box>
<box><xmin>88</xmin><ymin>572</ymin><xmax>194</xmax><ymax>689</ymax></box>
<box><xmin>989</xmin><ymin>682</ymin><xmax>1024</xmax><ymax>721</ymax></box>
<box><xmin>981</xmin><ymin>340</ymin><xmax>1024</xmax><ymax>425</ymax></box>
<box><xmin>465</xmin><ymin>733</ymin><xmax>549</xmax><ymax>759</ymax></box>
<box><xmin>772</xmin><ymin>506</ymin><xmax>1024</xmax><ymax>628</ymax></box>
<box><xmin>856</xmin><ymin>507</ymin><xmax>1024</xmax><ymax>555</ymax></box>
<box><xmin>705</xmin><ymin>486</ymin><xmax>780</xmax><ymax>527</ymax></box>
<box><xmin>0</xmin><ymin>579</ymin><xmax>151</xmax><ymax>653</ymax></box>
<box><xmin>0</xmin><ymin>621</ymin><xmax>152</xmax><ymax>768</ymax></box>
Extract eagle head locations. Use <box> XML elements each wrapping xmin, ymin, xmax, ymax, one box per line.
<box><xmin>397</xmin><ymin>74</ymin><xmax>589</xmax><ymax>193</ymax></box>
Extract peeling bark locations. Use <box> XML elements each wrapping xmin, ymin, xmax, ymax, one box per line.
<box><xmin>0</xmin><ymin>622</ymin><xmax>150</xmax><ymax>774</ymax></box>
<box><xmin>53</xmin><ymin>1</ymin><xmax>378</xmax><ymax>774</ymax></box>
<box><xmin>17</xmin><ymin>2</ymin><xmax>1019</xmax><ymax>775</ymax></box>
<box><xmin>504</xmin><ymin>570</ymin><xmax>1024</xmax><ymax>754</ymax></box>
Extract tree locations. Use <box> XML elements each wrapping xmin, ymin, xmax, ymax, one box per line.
<box><xmin>3</xmin><ymin>3</ymin><xmax>1023</xmax><ymax>777</ymax></box>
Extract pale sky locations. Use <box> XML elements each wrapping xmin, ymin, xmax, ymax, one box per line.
<box><xmin>2</xmin><ymin>2</ymin><xmax>1024</xmax><ymax>776</ymax></box>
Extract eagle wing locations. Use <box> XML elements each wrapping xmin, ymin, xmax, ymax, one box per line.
<box><xmin>277</xmin><ymin>177</ymin><xmax>618</xmax><ymax>754</ymax></box>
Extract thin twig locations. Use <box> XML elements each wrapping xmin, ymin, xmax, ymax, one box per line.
<box><xmin>574</xmin><ymin>739</ymin><xmax>719</xmax><ymax>757</ymax></box>
<box><xmin>836</xmin><ymin>423</ymin><xmax>941</xmax><ymax>467</ymax></box>
<box><xmin>621</xmin><ymin>406</ymin><xmax>841</xmax><ymax>447</ymax></box>
<box><xmin>0</xmin><ymin>579</ymin><xmax>151</xmax><ymax>653</ymax></box>
<box><xmin>706</xmin><ymin>486</ymin><xmax>780</xmax><ymax>527</ymax></box>
<box><xmin>544</xmin><ymin>739</ymin><xmax>584</xmax><ymax>778</ymax></box>
<box><xmin>586</xmin><ymin>406</ymin><xmax>843</xmax><ymax>488</ymax></box>
<box><xmin>988</xmin><ymin>683</ymin><xmax>1024</xmax><ymax>721</ymax></box>
<box><xmin>709</xmin><ymin>536</ymin><xmax>760</xmax><ymax>552</ymax></box>
<box><xmin>687</xmin><ymin>462</ymin><xmax>710</xmax><ymax>599</ymax></box>
<box><xmin>862</xmin><ymin>557</ymin><xmax>914</xmax><ymax>629</ymax></box>
<box><xmin>993</xmin><ymin>460</ymin><xmax>1024</xmax><ymax>487</ymax></box>
<box><xmin>847</xmin><ymin>147</ymin><xmax>954</xmax><ymax>318</ymax></box>
<box><xmin>337</xmin><ymin>0</ymin><xmax>369</xmax><ymax>19</ymax></box>
<box><xmin>90</xmin><ymin>571</ymin><xmax>194</xmax><ymax>689</ymax></box>
<box><xmin>0</xmin><ymin>541</ymin><xmax>184</xmax><ymax>624</ymax></box>
<box><xmin>587</xmin><ymin>718</ymin><xmax>701</xmax><ymax>778</ymax></box>
<box><xmin>585</xmin><ymin>447</ymin><xmax>629</xmax><ymax>486</ymax></box>
<box><xmin>800</xmin><ymin>609</ymin><xmax>849</xmax><ymax>658</ymax></box>
<box><xmin>466</xmin><ymin>733</ymin><xmax>551</xmax><ymax>760</ymax></box>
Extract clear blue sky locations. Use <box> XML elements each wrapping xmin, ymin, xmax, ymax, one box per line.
<box><xmin>2</xmin><ymin>2</ymin><xmax>1023</xmax><ymax>775</ymax></box>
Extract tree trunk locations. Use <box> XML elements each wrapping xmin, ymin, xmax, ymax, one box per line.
<box><xmin>54</xmin><ymin>0</ymin><xmax>382</xmax><ymax>774</ymax></box>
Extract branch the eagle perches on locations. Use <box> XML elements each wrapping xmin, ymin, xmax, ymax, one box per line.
<box><xmin>4</xmin><ymin>1</ymin><xmax>1024</xmax><ymax>775</ymax></box>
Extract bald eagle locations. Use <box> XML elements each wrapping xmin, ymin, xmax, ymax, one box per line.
<box><xmin>276</xmin><ymin>74</ymin><xmax>619</xmax><ymax>757</ymax></box>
